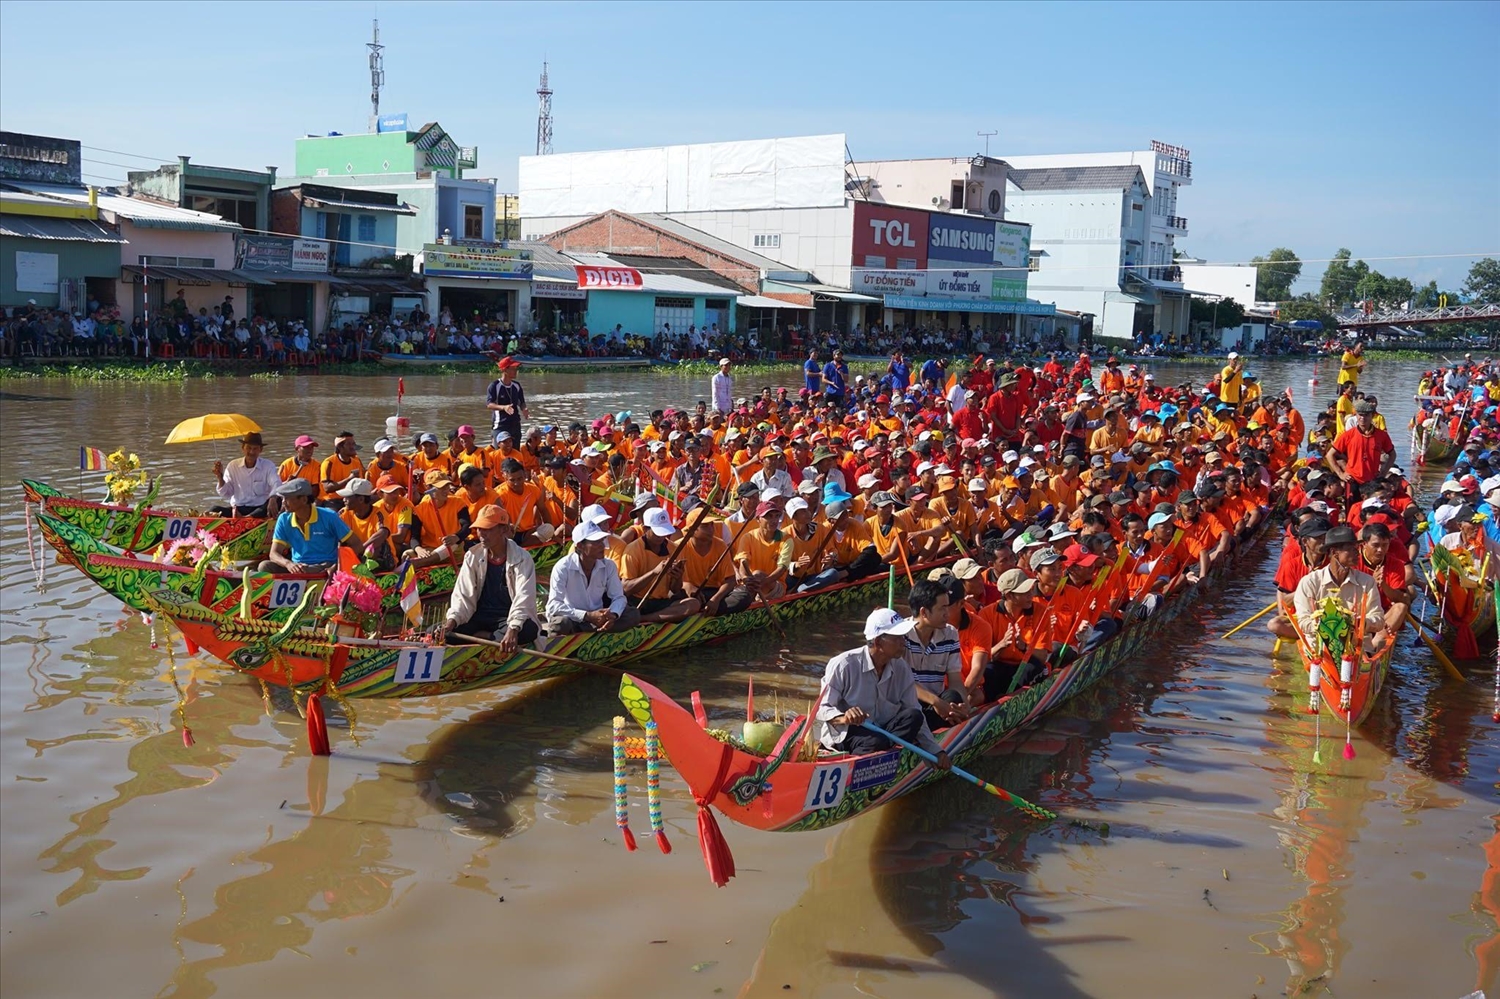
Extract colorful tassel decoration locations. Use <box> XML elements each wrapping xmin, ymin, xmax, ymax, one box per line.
<box><xmin>645</xmin><ymin>721</ymin><xmax>671</xmax><ymax>854</ymax></box>
<box><xmin>613</xmin><ymin>716</ymin><xmax>637</xmax><ymax>851</ymax></box>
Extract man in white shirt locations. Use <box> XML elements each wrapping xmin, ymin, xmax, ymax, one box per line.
<box><xmin>545</xmin><ymin>521</ymin><xmax>643</xmax><ymax>634</ymax></box>
<box><xmin>815</xmin><ymin>607</ymin><xmax>954</xmax><ymax>763</ymax></box>
<box><xmin>212</xmin><ymin>432</ymin><xmax>282</xmax><ymax>517</ymax></box>
<box><xmin>1291</xmin><ymin>524</ymin><xmax>1388</xmax><ymax>654</ymax></box>
<box><xmin>711</xmin><ymin>357</ymin><xmax>734</xmax><ymax>415</ymax></box>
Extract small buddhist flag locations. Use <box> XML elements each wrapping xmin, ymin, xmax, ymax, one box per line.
<box><xmin>80</xmin><ymin>446</ymin><xmax>108</xmax><ymax>472</ymax></box>
<box><xmin>396</xmin><ymin>559</ymin><xmax>421</xmax><ymax>628</ymax></box>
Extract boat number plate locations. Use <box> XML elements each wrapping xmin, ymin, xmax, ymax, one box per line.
<box><xmin>395</xmin><ymin>647</ymin><xmax>443</xmax><ymax>684</ymax></box>
<box><xmin>268</xmin><ymin>579</ymin><xmax>306</xmax><ymax>608</ymax></box>
<box><xmin>803</xmin><ymin>762</ymin><xmax>853</xmax><ymax>811</ymax></box>
<box><xmin>163</xmin><ymin>517</ymin><xmax>197</xmax><ymax>542</ymax></box>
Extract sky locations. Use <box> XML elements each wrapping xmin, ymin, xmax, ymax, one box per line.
<box><xmin>2</xmin><ymin>0</ymin><xmax>1496</xmax><ymax>293</ymax></box>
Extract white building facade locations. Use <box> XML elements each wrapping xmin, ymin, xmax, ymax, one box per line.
<box><xmin>520</xmin><ymin>134</ymin><xmax>1049</xmax><ymax>338</ymax></box>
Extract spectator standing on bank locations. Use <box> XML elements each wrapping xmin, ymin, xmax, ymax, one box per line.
<box><xmin>712</xmin><ymin>356</ymin><xmax>734</xmax><ymax>415</ymax></box>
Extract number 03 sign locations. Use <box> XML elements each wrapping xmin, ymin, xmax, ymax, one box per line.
<box><xmin>802</xmin><ymin>762</ymin><xmax>853</xmax><ymax>811</ymax></box>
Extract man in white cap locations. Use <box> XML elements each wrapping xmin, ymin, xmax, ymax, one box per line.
<box><xmin>611</xmin><ymin>507</ymin><xmax>701</xmax><ymax>624</ymax></box>
<box><xmin>711</xmin><ymin>356</ymin><xmax>734</xmax><ymax>415</ymax></box>
<box><xmin>545</xmin><ymin>520</ymin><xmax>642</xmax><ymax>634</ymax></box>
<box><xmin>815</xmin><ymin>607</ymin><xmax>955</xmax><ymax>763</ymax></box>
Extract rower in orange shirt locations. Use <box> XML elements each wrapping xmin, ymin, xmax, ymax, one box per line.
<box><xmin>495</xmin><ymin>456</ymin><xmax>552</xmax><ymax>543</ymax></box>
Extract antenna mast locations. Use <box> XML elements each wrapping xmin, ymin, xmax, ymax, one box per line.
<box><xmin>535</xmin><ymin>62</ymin><xmax>554</xmax><ymax>155</ymax></box>
<box><xmin>367</xmin><ymin>19</ymin><xmax>385</xmax><ymax>132</ymax></box>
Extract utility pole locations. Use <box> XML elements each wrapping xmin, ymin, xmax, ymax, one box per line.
<box><xmin>977</xmin><ymin>130</ymin><xmax>997</xmax><ymax>157</ymax></box>
<box><xmin>367</xmin><ymin>19</ymin><xmax>385</xmax><ymax>132</ymax></box>
<box><xmin>535</xmin><ymin>62</ymin><xmax>554</xmax><ymax>156</ymax></box>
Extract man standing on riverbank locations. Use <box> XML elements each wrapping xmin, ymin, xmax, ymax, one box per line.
<box><xmin>712</xmin><ymin>357</ymin><xmax>734</xmax><ymax>415</ymax></box>
<box><xmin>487</xmin><ymin>356</ymin><xmax>529</xmax><ymax>445</ymax></box>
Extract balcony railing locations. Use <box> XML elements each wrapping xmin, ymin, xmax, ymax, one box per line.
<box><xmin>1166</xmin><ymin>215</ymin><xmax>1188</xmax><ymax>232</ymax></box>
<box><xmin>1147</xmin><ymin>265</ymin><xmax>1182</xmax><ymax>283</ymax></box>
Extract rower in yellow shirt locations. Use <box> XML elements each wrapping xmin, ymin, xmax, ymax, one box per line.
<box><xmin>1338</xmin><ymin>342</ymin><xmax>1365</xmax><ymax>386</ymax></box>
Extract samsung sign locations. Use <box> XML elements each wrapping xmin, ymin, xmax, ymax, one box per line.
<box><xmin>928</xmin><ymin>213</ymin><xmax>999</xmax><ymax>267</ymax></box>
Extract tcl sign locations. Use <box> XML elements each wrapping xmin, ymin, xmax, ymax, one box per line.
<box><xmin>575</xmin><ymin>265</ymin><xmax>645</xmax><ymax>290</ymax></box>
<box><xmin>851</xmin><ymin>203</ymin><xmax>928</xmax><ymax>270</ymax></box>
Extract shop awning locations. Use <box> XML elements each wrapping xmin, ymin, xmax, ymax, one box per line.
<box><xmin>737</xmin><ymin>294</ymin><xmax>810</xmax><ymax>309</ymax></box>
<box><xmin>302</xmin><ymin>196</ymin><xmax>416</xmax><ymax>215</ymax></box>
<box><xmin>882</xmin><ymin>294</ymin><xmax>1055</xmax><ymax>316</ymax></box>
<box><xmin>332</xmin><ymin>276</ymin><xmax>422</xmax><ymax>293</ymax></box>
<box><xmin>0</xmin><ymin>216</ymin><xmax>124</xmax><ymax>243</ymax></box>
<box><xmin>812</xmin><ymin>289</ymin><xmax>881</xmax><ymax>304</ymax></box>
<box><xmin>121</xmin><ymin>265</ymin><xmax>272</xmax><ymax>286</ymax></box>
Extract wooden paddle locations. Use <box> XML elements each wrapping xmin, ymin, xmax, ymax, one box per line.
<box><xmin>1404</xmin><ymin>609</ymin><xmax>1469</xmax><ymax>683</ymax></box>
<box><xmin>1221</xmin><ymin>599</ymin><xmax>1280</xmax><ymax>640</ymax></box>
<box><xmin>447</xmin><ymin>631</ymin><xmax>626</xmax><ymax>678</ymax></box>
<box><xmin>858</xmin><ymin>720</ymin><xmax>1109</xmax><ymax>835</ymax></box>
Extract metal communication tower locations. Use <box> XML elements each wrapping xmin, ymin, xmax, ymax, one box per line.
<box><xmin>535</xmin><ymin>62</ymin><xmax>554</xmax><ymax>155</ymax></box>
<box><xmin>367</xmin><ymin>19</ymin><xmax>385</xmax><ymax>131</ymax></box>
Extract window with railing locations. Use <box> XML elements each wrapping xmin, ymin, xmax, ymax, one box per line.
<box><xmin>1028</xmin><ymin>251</ymin><xmax>1042</xmax><ymax>272</ymax></box>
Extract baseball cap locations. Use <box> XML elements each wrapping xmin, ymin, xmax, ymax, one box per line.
<box><xmin>872</xmin><ymin>491</ymin><xmax>898</xmax><ymax>508</ymax></box>
<box><xmin>424</xmin><ymin>469</ymin><xmax>455</xmax><ymax>487</ymax></box>
<box><xmin>418</xmin><ymin>432</ymin><xmax>439</xmax><ymax>445</ymax></box>
<box><xmin>572</xmin><ymin>521</ymin><xmax>609</xmax><ymax>544</ymax></box>
<box><xmin>857</xmin><ymin>473</ymin><xmax>880</xmax><ymax>490</ymax></box>
<box><xmin>1030</xmin><ymin>548</ymin><xmax>1064</xmax><ymax>569</ymax></box>
<box><xmin>967</xmin><ymin>476</ymin><xmax>989</xmax><ymax>492</ymax></box>
<box><xmin>755</xmin><ymin>501</ymin><xmax>779</xmax><ymax>518</ymax></box>
<box><xmin>950</xmin><ymin>557</ymin><xmax>982</xmax><ymax>579</ymax></box>
<box><xmin>579</xmin><ymin>503</ymin><xmax>613</xmax><ymax>525</ymax></box>
<box><xmin>294</xmin><ymin>434</ymin><xmax>319</xmax><ymax>448</ymax></box>
<box><xmin>372</xmin><ymin>437</ymin><xmax>396</xmax><ymax>453</ymax></box>
<box><xmin>375</xmin><ymin>475</ymin><xmax>405</xmax><ymax>493</ymax></box>
<box><xmin>336</xmin><ymin>478</ymin><xmax>375</xmax><ymax>498</ymax></box>
<box><xmin>1147</xmin><ymin>511</ymin><xmax>1173</xmax><ymax>529</ymax></box>
<box><xmin>457</xmin><ymin>424</ymin><xmax>476</xmax><ymax>436</ymax></box>
<box><xmin>864</xmin><ymin>607</ymin><xmax>917</xmax><ymax>641</ymax></box>
<box><xmin>471</xmin><ymin>504</ymin><xmax>511</xmax><ymax>530</ymax></box>
<box><xmin>642</xmin><ymin>507</ymin><xmax>677</xmax><ymax>537</ymax></box>
<box><xmin>997</xmin><ymin>568</ymin><xmax>1037</xmax><ymax>595</ymax></box>
<box><xmin>274</xmin><ymin>477</ymin><xmax>316</xmax><ymax>498</ymax></box>
<box><xmin>1064</xmin><ymin>543</ymin><xmax>1099</xmax><ymax>568</ymax></box>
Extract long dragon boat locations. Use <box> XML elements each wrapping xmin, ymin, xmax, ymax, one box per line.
<box><xmin>22</xmin><ymin>478</ymin><xmax>269</xmax><ymax>561</ymax></box>
<box><xmin>34</xmin><ymin>509</ymin><xmax>564</xmax><ymax>621</ymax></box>
<box><xmin>616</xmin><ymin>516</ymin><xmax>1275</xmax><ymax>843</ymax></box>
<box><xmin>140</xmin><ymin>557</ymin><xmax>948</xmax><ymax>699</ymax></box>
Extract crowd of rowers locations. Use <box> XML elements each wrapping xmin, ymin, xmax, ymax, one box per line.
<box><xmin>195</xmin><ymin>351</ymin><xmax>1369</xmax><ymax>752</ymax></box>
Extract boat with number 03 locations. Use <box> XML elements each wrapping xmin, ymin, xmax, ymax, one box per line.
<box><xmin>615</xmin><ymin>516</ymin><xmax>1275</xmax><ymax>843</ymax></box>
<box><xmin>138</xmin><ymin>556</ymin><xmax>951</xmax><ymax>698</ymax></box>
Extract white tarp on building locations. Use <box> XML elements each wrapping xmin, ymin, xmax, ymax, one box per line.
<box><xmin>520</xmin><ymin>134</ymin><xmax>847</xmax><ymax>219</ymax></box>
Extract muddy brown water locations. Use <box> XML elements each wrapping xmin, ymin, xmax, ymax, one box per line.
<box><xmin>0</xmin><ymin>358</ymin><xmax>1494</xmax><ymax>998</ymax></box>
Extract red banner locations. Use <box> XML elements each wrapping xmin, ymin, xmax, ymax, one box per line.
<box><xmin>576</xmin><ymin>265</ymin><xmax>645</xmax><ymax>291</ymax></box>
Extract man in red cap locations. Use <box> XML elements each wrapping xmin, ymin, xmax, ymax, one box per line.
<box><xmin>487</xmin><ymin>356</ymin><xmax>529</xmax><ymax>445</ymax></box>
<box><xmin>278</xmin><ymin>434</ymin><xmax>322</xmax><ymax>492</ymax></box>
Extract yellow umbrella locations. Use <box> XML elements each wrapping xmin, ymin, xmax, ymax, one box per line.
<box><xmin>164</xmin><ymin>413</ymin><xmax>262</xmax><ymax>445</ymax></box>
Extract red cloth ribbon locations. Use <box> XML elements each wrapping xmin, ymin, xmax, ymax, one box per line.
<box><xmin>694</xmin><ymin>744</ymin><xmax>737</xmax><ymax>887</ymax></box>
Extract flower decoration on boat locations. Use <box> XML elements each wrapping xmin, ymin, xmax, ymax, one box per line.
<box><xmin>159</xmin><ymin>528</ymin><xmax>219</xmax><ymax>567</ymax></box>
<box><xmin>103</xmin><ymin>449</ymin><xmax>149</xmax><ymax>505</ymax></box>
<box><xmin>323</xmin><ymin>569</ymin><xmax>385</xmax><ymax>635</ymax></box>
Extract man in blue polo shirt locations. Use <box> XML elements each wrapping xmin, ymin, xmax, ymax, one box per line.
<box><xmin>260</xmin><ymin>478</ymin><xmax>367</xmax><ymax>574</ymax></box>
<box><xmin>821</xmin><ymin>348</ymin><xmax>848</xmax><ymax>404</ymax></box>
<box><xmin>803</xmin><ymin>347</ymin><xmax>822</xmax><ymax>396</ymax></box>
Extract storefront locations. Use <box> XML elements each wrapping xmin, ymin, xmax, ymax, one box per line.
<box><xmin>421</xmin><ymin>242</ymin><xmax>532</xmax><ymax>328</ymax></box>
<box><xmin>882</xmin><ymin>294</ymin><xmax>1056</xmax><ymax>346</ymax></box>
<box><xmin>531</xmin><ymin>278</ymin><xmax>587</xmax><ymax>331</ymax></box>
<box><xmin>233</xmin><ymin>235</ymin><xmax>335</xmax><ymax>331</ymax></box>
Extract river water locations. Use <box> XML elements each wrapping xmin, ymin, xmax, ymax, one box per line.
<box><xmin>0</xmin><ymin>358</ymin><xmax>1494</xmax><ymax>999</ymax></box>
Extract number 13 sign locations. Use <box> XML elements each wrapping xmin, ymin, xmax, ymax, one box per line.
<box><xmin>802</xmin><ymin>762</ymin><xmax>852</xmax><ymax>811</ymax></box>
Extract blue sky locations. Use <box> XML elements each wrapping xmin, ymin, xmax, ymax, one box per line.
<box><xmin>2</xmin><ymin>0</ymin><xmax>1496</xmax><ymax>292</ymax></box>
